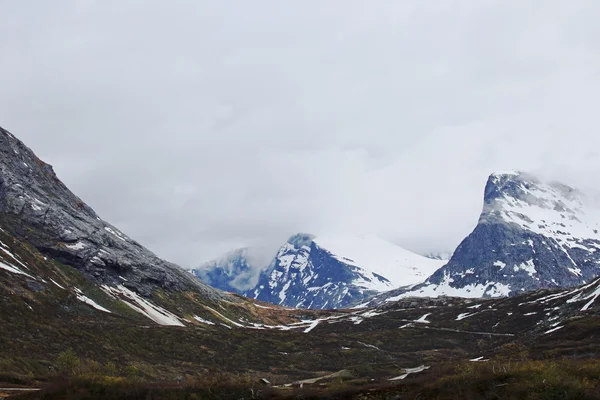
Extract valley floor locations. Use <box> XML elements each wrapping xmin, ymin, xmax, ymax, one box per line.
<box><xmin>4</xmin><ymin>358</ymin><xmax>600</xmax><ymax>400</ymax></box>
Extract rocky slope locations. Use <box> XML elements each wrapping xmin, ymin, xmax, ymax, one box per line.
<box><xmin>373</xmin><ymin>171</ymin><xmax>600</xmax><ymax>302</ymax></box>
<box><xmin>0</xmin><ymin>127</ymin><xmax>221</xmax><ymax>298</ymax></box>
<box><xmin>0</xmin><ymin>126</ymin><xmax>287</xmax><ymax>330</ymax></box>
<box><xmin>195</xmin><ymin>233</ymin><xmax>444</xmax><ymax>309</ymax></box>
<box><xmin>4</xmin><ymin>126</ymin><xmax>600</xmax><ymax>394</ymax></box>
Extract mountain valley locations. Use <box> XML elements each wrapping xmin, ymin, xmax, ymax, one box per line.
<box><xmin>0</xmin><ymin>127</ymin><xmax>599</xmax><ymax>399</ymax></box>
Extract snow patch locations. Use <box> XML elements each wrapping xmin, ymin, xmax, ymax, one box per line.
<box><xmin>74</xmin><ymin>288</ymin><xmax>112</xmax><ymax>313</ymax></box>
<box><xmin>414</xmin><ymin>313</ymin><xmax>431</xmax><ymax>324</ymax></box>
<box><xmin>314</xmin><ymin>234</ymin><xmax>446</xmax><ymax>292</ymax></box>
<box><xmin>103</xmin><ymin>285</ymin><xmax>184</xmax><ymax>326</ymax></box>
<box><xmin>469</xmin><ymin>356</ymin><xmax>489</xmax><ymax>362</ymax></box>
<box><xmin>0</xmin><ymin>261</ymin><xmax>34</xmax><ymax>278</ymax></box>
<box><xmin>389</xmin><ymin>365</ymin><xmax>430</xmax><ymax>381</ymax></box>
<box><xmin>104</xmin><ymin>227</ymin><xmax>127</xmax><ymax>242</ymax></box>
<box><xmin>50</xmin><ymin>279</ymin><xmax>65</xmax><ymax>289</ymax></box>
<box><xmin>544</xmin><ymin>326</ymin><xmax>564</xmax><ymax>335</ymax></box>
<box><xmin>65</xmin><ymin>242</ymin><xmax>86</xmax><ymax>251</ymax></box>
<box><xmin>303</xmin><ymin>319</ymin><xmax>320</xmax><ymax>333</ymax></box>
<box><xmin>388</xmin><ymin>273</ymin><xmax>512</xmax><ymax>300</ymax></box>
<box><xmin>456</xmin><ymin>312</ymin><xmax>478</xmax><ymax>321</ymax></box>
<box><xmin>193</xmin><ymin>316</ymin><xmax>216</xmax><ymax>325</ymax></box>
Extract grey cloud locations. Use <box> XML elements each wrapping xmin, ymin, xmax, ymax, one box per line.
<box><xmin>1</xmin><ymin>1</ymin><xmax>600</xmax><ymax>269</ymax></box>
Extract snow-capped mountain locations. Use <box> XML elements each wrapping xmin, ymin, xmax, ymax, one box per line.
<box><xmin>195</xmin><ymin>233</ymin><xmax>445</xmax><ymax>309</ymax></box>
<box><xmin>0</xmin><ymin>125</ymin><xmax>263</xmax><ymax>328</ymax></box>
<box><xmin>381</xmin><ymin>171</ymin><xmax>600</xmax><ymax>301</ymax></box>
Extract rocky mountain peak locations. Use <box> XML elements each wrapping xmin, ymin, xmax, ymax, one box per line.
<box><xmin>0</xmin><ymin>126</ymin><xmax>219</xmax><ymax>299</ymax></box>
<box><xmin>196</xmin><ymin>232</ymin><xmax>444</xmax><ymax>309</ymax></box>
<box><xmin>386</xmin><ymin>171</ymin><xmax>600</xmax><ymax>300</ymax></box>
<box><xmin>480</xmin><ymin>171</ymin><xmax>598</xmax><ymax>243</ymax></box>
<box><xmin>286</xmin><ymin>233</ymin><xmax>315</xmax><ymax>250</ymax></box>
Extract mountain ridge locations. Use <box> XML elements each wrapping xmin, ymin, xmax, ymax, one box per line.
<box><xmin>369</xmin><ymin>171</ymin><xmax>600</xmax><ymax>303</ymax></box>
<box><xmin>2</xmin><ymin>127</ymin><xmax>600</xmax><ymax>396</ymax></box>
<box><xmin>0</xmin><ymin>126</ymin><xmax>221</xmax><ymax>299</ymax></box>
<box><xmin>194</xmin><ymin>233</ymin><xmax>444</xmax><ymax>309</ymax></box>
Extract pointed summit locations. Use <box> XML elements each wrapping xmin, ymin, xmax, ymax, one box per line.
<box><xmin>391</xmin><ymin>172</ymin><xmax>600</xmax><ymax>299</ymax></box>
<box><xmin>196</xmin><ymin>233</ymin><xmax>444</xmax><ymax>309</ymax></box>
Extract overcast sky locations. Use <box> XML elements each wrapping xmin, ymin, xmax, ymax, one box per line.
<box><xmin>1</xmin><ymin>1</ymin><xmax>600</xmax><ymax>268</ymax></box>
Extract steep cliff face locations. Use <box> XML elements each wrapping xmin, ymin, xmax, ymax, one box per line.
<box><xmin>0</xmin><ymin>126</ymin><xmax>220</xmax><ymax>299</ymax></box>
<box><xmin>389</xmin><ymin>172</ymin><xmax>600</xmax><ymax>300</ymax></box>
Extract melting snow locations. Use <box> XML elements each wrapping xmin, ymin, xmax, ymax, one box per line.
<box><xmin>360</xmin><ymin>310</ymin><xmax>385</xmax><ymax>318</ymax></box>
<box><xmin>0</xmin><ymin>261</ymin><xmax>34</xmax><ymax>278</ymax></box>
<box><xmin>544</xmin><ymin>325</ymin><xmax>564</xmax><ymax>335</ymax></box>
<box><xmin>568</xmin><ymin>267</ymin><xmax>583</xmax><ymax>277</ymax></box>
<box><xmin>469</xmin><ymin>356</ymin><xmax>489</xmax><ymax>362</ymax></box>
<box><xmin>389</xmin><ymin>365</ymin><xmax>430</xmax><ymax>381</ymax></box>
<box><xmin>414</xmin><ymin>313</ymin><xmax>431</xmax><ymax>324</ymax></box>
<box><xmin>104</xmin><ymin>227</ymin><xmax>127</xmax><ymax>242</ymax></box>
<box><xmin>74</xmin><ymin>288</ymin><xmax>112</xmax><ymax>313</ymax></box>
<box><xmin>193</xmin><ymin>316</ymin><xmax>216</xmax><ymax>325</ymax></box>
<box><xmin>580</xmin><ymin>285</ymin><xmax>600</xmax><ymax>311</ymax></box>
<box><xmin>313</xmin><ymin>234</ymin><xmax>446</xmax><ymax>292</ymax></box>
<box><xmin>254</xmin><ymin>303</ymin><xmax>274</xmax><ymax>310</ymax></box>
<box><xmin>513</xmin><ymin>260</ymin><xmax>537</xmax><ymax>277</ymax></box>
<box><xmin>205</xmin><ymin>306</ymin><xmax>244</xmax><ymax>328</ymax></box>
<box><xmin>0</xmin><ymin>243</ymin><xmax>29</xmax><ymax>270</ymax></box>
<box><xmin>65</xmin><ymin>242</ymin><xmax>86</xmax><ymax>251</ymax></box>
<box><xmin>456</xmin><ymin>312</ymin><xmax>478</xmax><ymax>321</ymax></box>
<box><xmin>50</xmin><ymin>279</ymin><xmax>65</xmax><ymax>289</ymax></box>
<box><xmin>493</xmin><ymin>261</ymin><xmax>507</xmax><ymax>269</ymax></box>
<box><xmin>358</xmin><ymin>341</ymin><xmax>381</xmax><ymax>350</ymax></box>
<box><xmin>388</xmin><ymin>273</ymin><xmax>512</xmax><ymax>300</ymax></box>
<box><xmin>103</xmin><ymin>285</ymin><xmax>184</xmax><ymax>326</ymax></box>
<box><xmin>303</xmin><ymin>319</ymin><xmax>320</xmax><ymax>333</ymax></box>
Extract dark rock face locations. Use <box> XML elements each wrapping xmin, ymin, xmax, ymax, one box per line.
<box><xmin>242</xmin><ymin>235</ymin><xmax>382</xmax><ymax>309</ymax></box>
<box><xmin>394</xmin><ymin>172</ymin><xmax>600</xmax><ymax>299</ymax></box>
<box><xmin>195</xmin><ymin>233</ymin><xmax>392</xmax><ymax>309</ymax></box>
<box><xmin>0</xmin><ymin>126</ymin><xmax>220</xmax><ymax>299</ymax></box>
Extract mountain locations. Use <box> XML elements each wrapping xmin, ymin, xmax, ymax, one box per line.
<box><xmin>2</xmin><ymin>130</ymin><xmax>600</xmax><ymax>396</ymax></box>
<box><xmin>195</xmin><ymin>233</ymin><xmax>445</xmax><ymax>309</ymax></box>
<box><xmin>191</xmin><ymin>248</ymin><xmax>257</xmax><ymax>293</ymax></box>
<box><xmin>373</xmin><ymin>171</ymin><xmax>600</xmax><ymax>302</ymax></box>
<box><xmin>0</xmin><ymin>127</ymin><xmax>220</xmax><ymax>297</ymax></box>
<box><xmin>0</xmin><ymin>125</ymin><xmax>278</xmax><ymax>329</ymax></box>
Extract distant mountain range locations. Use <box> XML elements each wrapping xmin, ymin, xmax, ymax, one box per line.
<box><xmin>195</xmin><ymin>171</ymin><xmax>600</xmax><ymax>309</ymax></box>
<box><xmin>3</xmin><ymin>124</ymin><xmax>600</xmax><ymax>390</ymax></box>
<box><xmin>0</xmin><ymin>122</ymin><xmax>600</xmax><ymax>390</ymax></box>
<box><xmin>192</xmin><ymin>234</ymin><xmax>445</xmax><ymax>309</ymax></box>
